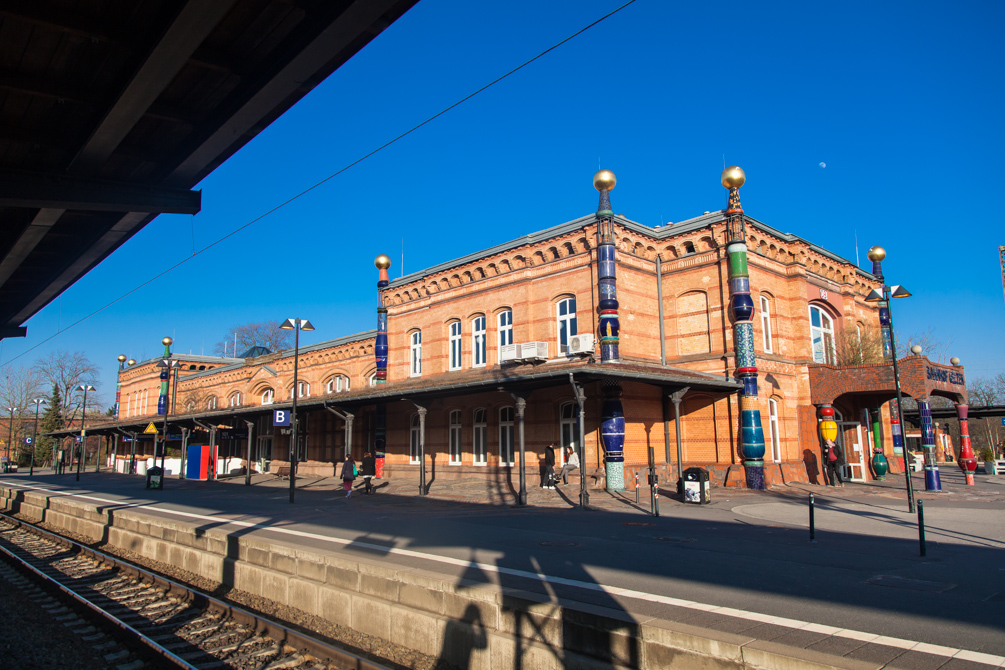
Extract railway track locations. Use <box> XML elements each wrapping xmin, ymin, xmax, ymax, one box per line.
<box><xmin>0</xmin><ymin>514</ymin><xmax>391</xmax><ymax>670</ymax></box>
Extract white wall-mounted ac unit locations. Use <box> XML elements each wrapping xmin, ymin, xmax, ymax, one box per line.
<box><xmin>517</xmin><ymin>342</ymin><xmax>549</xmax><ymax>361</ymax></box>
<box><xmin>499</xmin><ymin>343</ymin><xmax>519</xmax><ymax>363</ymax></box>
<box><xmin>568</xmin><ymin>333</ymin><xmax>595</xmax><ymax>355</ymax></box>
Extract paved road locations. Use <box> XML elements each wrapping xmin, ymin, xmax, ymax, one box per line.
<box><xmin>2</xmin><ymin>467</ymin><xmax>1003</xmax><ymax>664</ymax></box>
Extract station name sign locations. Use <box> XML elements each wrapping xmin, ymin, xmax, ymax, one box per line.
<box><xmin>926</xmin><ymin>366</ymin><xmax>964</xmax><ymax>386</ymax></box>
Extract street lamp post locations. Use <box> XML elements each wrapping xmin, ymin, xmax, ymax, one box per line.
<box><xmin>4</xmin><ymin>406</ymin><xmax>15</xmax><ymax>473</ymax></box>
<box><xmin>29</xmin><ymin>398</ymin><xmax>46</xmax><ymax>476</ymax></box>
<box><xmin>76</xmin><ymin>384</ymin><xmax>95</xmax><ymax>482</ymax></box>
<box><xmin>280</xmin><ymin>318</ymin><xmax>315</xmax><ymax>504</ymax></box>
<box><xmin>865</xmin><ymin>250</ymin><xmax>914</xmax><ymax>511</ymax></box>
<box><xmin>114</xmin><ymin>354</ymin><xmax>127</xmax><ymax>419</ymax></box>
<box><xmin>156</xmin><ymin>353</ymin><xmax>182</xmax><ymax>480</ymax></box>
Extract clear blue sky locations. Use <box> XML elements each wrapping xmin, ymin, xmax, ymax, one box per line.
<box><xmin>2</xmin><ymin>0</ymin><xmax>1003</xmax><ymax>407</ymax></box>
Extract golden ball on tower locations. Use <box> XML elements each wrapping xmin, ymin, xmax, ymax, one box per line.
<box><xmin>374</xmin><ymin>254</ymin><xmax>391</xmax><ymax>270</ymax></box>
<box><xmin>127</xmin><ymin>359</ymin><xmax>136</xmax><ymax>366</ymax></box>
<box><xmin>162</xmin><ymin>336</ymin><xmax>173</xmax><ymax>346</ymax></box>
<box><xmin>593</xmin><ymin>169</ymin><xmax>616</xmax><ymax>192</ymax></box>
<box><xmin>866</xmin><ymin>246</ymin><xmax>886</xmax><ymax>262</ymax></box>
<box><xmin>117</xmin><ymin>354</ymin><xmax>127</xmax><ymax>363</ymax></box>
<box><xmin>720</xmin><ymin>166</ymin><xmax>745</xmax><ymax>189</ymax></box>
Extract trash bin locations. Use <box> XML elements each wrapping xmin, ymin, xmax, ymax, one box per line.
<box><xmin>682</xmin><ymin>467</ymin><xmax>710</xmax><ymax>504</ymax></box>
<box><xmin>145</xmin><ymin>465</ymin><xmax>164</xmax><ymax>490</ymax></box>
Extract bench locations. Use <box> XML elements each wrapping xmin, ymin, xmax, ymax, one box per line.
<box><xmin>986</xmin><ymin>459</ymin><xmax>1005</xmax><ymax>476</ymax></box>
<box><xmin>273</xmin><ymin>466</ymin><xmax>291</xmax><ymax>480</ymax></box>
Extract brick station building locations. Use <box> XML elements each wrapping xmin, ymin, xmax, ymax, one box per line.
<box><xmin>78</xmin><ymin>170</ymin><xmax>968</xmax><ymax>491</ymax></box>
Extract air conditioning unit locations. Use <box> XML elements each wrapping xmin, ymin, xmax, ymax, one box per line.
<box><xmin>517</xmin><ymin>342</ymin><xmax>549</xmax><ymax>361</ymax></box>
<box><xmin>499</xmin><ymin>343</ymin><xmax>519</xmax><ymax>363</ymax></box>
<box><xmin>568</xmin><ymin>333</ymin><xmax>595</xmax><ymax>355</ymax></box>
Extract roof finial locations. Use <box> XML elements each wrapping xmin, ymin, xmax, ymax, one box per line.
<box><xmin>593</xmin><ymin>169</ymin><xmax>616</xmax><ymax>217</ymax></box>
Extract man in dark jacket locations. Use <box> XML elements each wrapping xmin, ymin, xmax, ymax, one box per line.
<box><xmin>361</xmin><ymin>451</ymin><xmax>377</xmax><ymax>494</ymax></box>
<box><xmin>542</xmin><ymin>443</ymin><xmax>556</xmax><ymax>489</ymax></box>
<box><xmin>823</xmin><ymin>440</ymin><xmax>844</xmax><ymax>487</ymax></box>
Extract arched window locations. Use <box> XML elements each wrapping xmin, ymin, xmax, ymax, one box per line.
<box><xmin>410</xmin><ymin>331</ymin><xmax>422</xmax><ymax>377</ymax></box>
<box><xmin>207</xmin><ymin>396</ymin><xmax>217</xmax><ymax>410</ymax></box>
<box><xmin>499</xmin><ymin>407</ymin><xmax>514</xmax><ymax>466</ymax></box>
<box><xmin>683</xmin><ymin>241</ymin><xmax>696</xmax><ymax>254</ymax></box>
<box><xmin>261</xmin><ymin>388</ymin><xmax>274</xmax><ymax>405</ymax></box>
<box><xmin>472</xmin><ymin>316</ymin><xmax>486</xmax><ymax>367</ymax></box>
<box><xmin>560</xmin><ymin>402</ymin><xmax>579</xmax><ymax>466</ymax></box>
<box><xmin>760</xmin><ymin>295</ymin><xmax>773</xmax><ymax>354</ymax></box>
<box><xmin>229</xmin><ymin>392</ymin><xmax>242</xmax><ymax>408</ymax></box>
<box><xmin>809</xmin><ymin>305</ymin><xmax>836</xmax><ymax>364</ymax></box>
<box><xmin>497</xmin><ymin>310</ymin><xmax>513</xmax><ymax>363</ymax></box>
<box><xmin>448</xmin><ymin>321</ymin><xmax>462</xmax><ymax>370</ymax></box>
<box><xmin>448</xmin><ymin>410</ymin><xmax>462</xmax><ymax>465</ymax></box>
<box><xmin>368</xmin><ymin>372</ymin><xmax>377</xmax><ymax>387</ymax></box>
<box><xmin>289</xmin><ymin>381</ymin><xmax>310</xmax><ymax>399</ymax></box>
<box><xmin>186</xmin><ymin>400</ymin><xmax>196</xmax><ymax>412</ymax></box>
<box><xmin>472</xmin><ymin>409</ymin><xmax>487</xmax><ymax>466</ymax></box>
<box><xmin>409</xmin><ymin>414</ymin><xmax>421</xmax><ymax>464</ymax></box>
<box><xmin>557</xmin><ymin>297</ymin><xmax>577</xmax><ymax>354</ymax></box>
<box><xmin>768</xmin><ymin>398</ymin><xmax>781</xmax><ymax>462</ymax></box>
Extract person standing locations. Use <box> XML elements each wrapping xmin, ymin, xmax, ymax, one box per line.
<box><xmin>823</xmin><ymin>440</ymin><xmax>843</xmax><ymax>487</ymax></box>
<box><xmin>361</xmin><ymin>451</ymin><xmax>376</xmax><ymax>494</ymax></box>
<box><xmin>341</xmin><ymin>454</ymin><xmax>357</xmax><ymax>498</ymax></box>
<box><xmin>556</xmin><ymin>446</ymin><xmax>579</xmax><ymax>485</ymax></box>
<box><xmin>542</xmin><ymin>443</ymin><xmax>556</xmax><ymax>489</ymax></box>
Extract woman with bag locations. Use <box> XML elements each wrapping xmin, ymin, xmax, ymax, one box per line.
<box><xmin>341</xmin><ymin>454</ymin><xmax>357</xmax><ymax>498</ymax></box>
<box><xmin>361</xmin><ymin>451</ymin><xmax>377</xmax><ymax>494</ymax></box>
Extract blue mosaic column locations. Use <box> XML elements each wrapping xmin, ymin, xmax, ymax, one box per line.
<box><xmin>374</xmin><ymin>255</ymin><xmax>391</xmax><ymax>477</ymax></box>
<box><xmin>593</xmin><ymin>170</ymin><xmax>625</xmax><ymax>490</ymax></box>
<box><xmin>722</xmin><ymin>167</ymin><xmax>765</xmax><ymax>489</ymax></box>
<box><xmin>867</xmin><ymin>247</ymin><xmax>893</xmax><ymax>362</ymax></box>
<box><xmin>917</xmin><ymin>397</ymin><xmax>942</xmax><ymax>492</ymax></box>
<box><xmin>157</xmin><ymin>337</ymin><xmax>172</xmax><ymax>416</ymax></box>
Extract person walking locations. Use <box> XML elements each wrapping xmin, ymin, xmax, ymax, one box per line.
<box><xmin>542</xmin><ymin>443</ymin><xmax>556</xmax><ymax>489</ymax></box>
<box><xmin>556</xmin><ymin>446</ymin><xmax>579</xmax><ymax>485</ymax></box>
<box><xmin>341</xmin><ymin>454</ymin><xmax>357</xmax><ymax>498</ymax></box>
<box><xmin>361</xmin><ymin>451</ymin><xmax>376</xmax><ymax>494</ymax></box>
<box><xmin>823</xmin><ymin>440</ymin><xmax>843</xmax><ymax>487</ymax></box>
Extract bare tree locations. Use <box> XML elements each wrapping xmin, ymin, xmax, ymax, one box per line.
<box><xmin>897</xmin><ymin>327</ymin><xmax>955</xmax><ymax>363</ymax></box>
<box><xmin>966</xmin><ymin>376</ymin><xmax>1003</xmax><ymax>459</ymax></box>
<box><xmin>836</xmin><ymin>324</ymin><xmax>884</xmax><ymax>366</ymax></box>
<box><xmin>214</xmin><ymin>321</ymin><xmax>292</xmax><ymax>356</ymax></box>
<box><xmin>0</xmin><ymin>364</ymin><xmax>46</xmax><ymax>463</ymax></box>
<box><xmin>34</xmin><ymin>350</ymin><xmax>100</xmax><ymax>424</ymax></box>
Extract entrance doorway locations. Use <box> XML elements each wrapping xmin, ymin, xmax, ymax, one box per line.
<box><xmin>836</xmin><ymin>414</ymin><xmax>866</xmax><ymax>482</ymax></box>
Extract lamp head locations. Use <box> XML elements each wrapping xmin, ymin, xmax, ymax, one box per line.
<box><xmin>910</xmin><ymin>345</ymin><xmax>923</xmax><ymax>355</ymax></box>
<box><xmin>162</xmin><ymin>336</ymin><xmax>173</xmax><ymax>347</ymax></box>
<box><xmin>300</xmin><ymin>319</ymin><xmax>315</xmax><ymax>332</ymax></box>
<box><xmin>280</xmin><ymin>318</ymin><xmax>295</xmax><ymax>330</ymax></box>
<box><xmin>593</xmin><ymin>169</ymin><xmax>617</xmax><ymax>192</ymax></box>
<box><xmin>890</xmin><ymin>284</ymin><xmax>912</xmax><ymax>299</ymax></box>
<box><xmin>720</xmin><ymin>165</ymin><xmax>746</xmax><ymax>190</ymax></box>
<box><xmin>864</xmin><ymin>288</ymin><xmax>884</xmax><ymax>303</ymax></box>
<box><xmin>867</xmin><ymin>246</ymin><xmax>886</xmax><ymax>262</ymax></box>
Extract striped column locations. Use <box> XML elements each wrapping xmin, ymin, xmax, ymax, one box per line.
<box><xmin>956</xmin><ymin>404</ymin><xmax>976</xmax><ymax>485</ymax></box>
<box><xmin>722</xmin><ymin>167</ymin><xmax>765</xmax><ymax>490</ymax></box>
<box><xmin>868</xmin><ymin>248</ymin><xmax>894</xmax><ymax>362</ymax></box>
<box><xmin>374</xmin><ymin>254</ymin><xmax>390</xmax><ymax>477</ymax></box>
<box><xmin>918</xmin><ymin>397</ymin><xmax>942</xmax><ymax>492</ymax></box>
<box><xmin>157</xmin><ymin>337</ymin><xmax>171</xmax><ymax>416</ymax></box>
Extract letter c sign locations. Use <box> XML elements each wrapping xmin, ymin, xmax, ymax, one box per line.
<box><xmin>273</xmin><ymin>410</ymin><xmax>290</xmax><ymax>426</ymax></box>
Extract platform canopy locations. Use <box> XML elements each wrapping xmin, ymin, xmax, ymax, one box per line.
<box><xmin>0</xmin><ymin>0</ymin><xmax>417</xmax><ymax>339</ymax></box>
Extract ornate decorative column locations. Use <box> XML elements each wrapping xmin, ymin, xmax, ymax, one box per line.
<box><xmin>917</xmin><ymin>396</ymin><xmax>942</xmax><ymax>492</ymax></box>
<box><xmin>374</xmin><ymin>254</ymin><xmax>390</xmax><ymax>477</ymax></box>
<box><xmin>157</xmin><ymin>336</ymin><xmax>172</xmax><ymax>416</ymax></box>
<box><xmin>867</xmin><ymin>247</ymin><xmax>894</xmax><ymax>362</ymax></box>
<box><xmin>818</xmin><ymin>404</ymin><xmax>838</xmax><ymax>464</ymax></box>
<box><xmin>870</xmin><ymin>408</ymin><xmax>888</xmax><ymax>479</ymax></box>
<box><xmin>722</xmin><ymin>167</ymin><xmax>765</xmax><ymax>489</ymax></box>
<box><xmin>594</xmin><ymin>169</ymin><xmax>625</xmax><ymax>491</ymax></box>
<box><xmin>955</xmin><ymin>403</ymin><xmax>976</xmax><ymax>485</ymax></box>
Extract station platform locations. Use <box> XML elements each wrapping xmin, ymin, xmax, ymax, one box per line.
<box><xmin>1</xmin><ymin>467</ymin><xmax>1003</xmax><ymax>670</ymax></box>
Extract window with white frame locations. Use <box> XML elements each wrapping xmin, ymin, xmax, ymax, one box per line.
<box><xmin>856</xmin><ymin>323</ymin><xmax>864</xmax><ymax>362</ymax></box>
<box><xmin>126</xmin><ymin>394</ymin><xmax>132</xmax><ymax>417</ymax></box>
<box><xmin>289</xmin><ymin>381</ymin><xmax>309</xmax><ymax>399</ymax></box>
<box><xmin>448</xmin><ymin>410</ymin><xmax>462</xmax><ymax>465</ymax></box>
<box><xmin>472</xmin><ymin>408</ymin><xmax>487</xmax><ymax>466</ymax></box>
<box><xmin>499</xmin><ymin>406</ymin><xmax>514</xmax><ymax>466</ymax></box>
<box><xmin>760</xmin><ymin>295</ymin><xmax>773</xmax><ymax>353</ymax></box>
<box><xmin>809</xmin><ymin>305</ymin><xmax>836</xmax><ymax>364</ymax></box>
<box><xmin>557</xmin><ymin>297</ymin><xmax>577</xmax><ymax>354</ymax></box>
<box><xmin>497</xmin><ymin>310</ymin><xmax>513</xmax><ymax>362</ymax></box>
<box><xmin>410</xmin><ymin>331</ymin><xmax>422</xmax><ymax>377</ymax></box>
<box><xmin>261</xmin><ymin>388</ymin><xmax>274</xmax><ymax>405</ymax></box>
<box><xmin>142</xmin><ymin>390</ymin><xmax>148</xmax><ymax>414</ymax></box>
<box><xmin>368</xmin><ymin>373</ymin><xmax>377</xmax><ymax>387</ymax></box>
<box><xmin>472</xmin><ymin>316</ymin><xmax>486</xmax><ymax>367</ymax></box>
<box><xmin>229</xmin><ymin>393</ymin><xmax>242</xmax><ymax>408</ymax></box>
<box><xmin>409</xmin><ymin>414</ymin><xmax>421</xmax><ymax>464</ymax></box>
<box><xmin>448</xmin><ymin>321</ymin><xmax>462</xmax><ymax>370</ymax></box>
<box><xmin>207</xmin><ymin>396</ymin><xmax>217</xmax><ymax>410</ymax></box>
<box><xmin>560</xmin><ymin>402</ymin><xmax>579</xmax><ymax>466</ymax></box>
<box><xmin>768</xmin><ymin>398</ymin><xmax>781</xmax><ymax>462</ymax></box>
<box><xmin>326</xmin><ymin>375</ymin><xmax>349</xmax><ymax>394</ymax></box>
<box><xmin>186</xmin><ymin>400</ymin><xmax>196</xmax><ymax>412</ymax></box>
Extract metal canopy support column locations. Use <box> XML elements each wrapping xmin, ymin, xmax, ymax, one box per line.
<box><xmin>244</xmin><ymin>420</ymin><xmax>255</xmax><ymax>486</ymax></box>
<box><xmin>415</xmin><ymin>403</ymin><xmax>427</xmax><ymax>496</ymax></box>
<box><xmin>323</xmin><ymin>404</ymin><xmax>354</xmax><ymax>462</ymax></box>
<box><xmin>512</xmin><ymin>393</ymin><xmax>529</xmax><ymax>506</ymax></box>
<box><xmin>569</xmin><ymin>374</ymin><xmax>590</xmax><ymax>510</ymax></box>
<box><xmin>179</xmin><ymin>427</ymin><xmax>190</xmax><ymax>479</ymax></box>
<box><xmin>671</xmin><ymin>387</ymin><xmax>689</xmax><ymax>492</ymax></box>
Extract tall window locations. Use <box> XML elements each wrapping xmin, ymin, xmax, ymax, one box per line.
<box><xmin>142</xmin><ymin>390</ymin><xmax>148</xmax><ymax>414</ymax></box>
<box><xmin>326</xmin><ymin>375</ymin><xmax>349</xmax><ymax>393</ymax></box>
<box><xmin>410</xmin><ymin>331</ymin><xmax>422</xmax><ymax>377</ymax></box>
<box><xmin>409</xmin><ymin>414</ymin><xmax>421</xmax><ymax>464</ymax></box>
<box><xmin>261</xmin><ymin>388</ymin><xmax>274</xmax><ymax>405</ymax></box>
<box><xmin>472</xmin><ymin>409</ymin><xmax>487</xmax><ymax>466</ymax></box>
<box><xmin>448</xmin><ymin>410</ymin><xmax>462</xmax><ymax>465</ymax></box>
<box><xmin>557</xmin><ymin>297</ymin><xmax>577</xmax><ymax>354</ymax></box>
<box><xmin>290</xmin><ymin>381</ymin><xmax>310</xmax><ymax>399</ymax></box>
<box><xmin>472</xmin><ymin>316</ymin><xmax>486</xmax><ymax>367</ymax></box>
<box><xmin>448</xmin><ymin>321</ymin><xmax>462</xmax><ymax>370</ymax></box>
<box><xmin>768</xmin><ymin>398</ymin><xmax>781</xmax><ymax>462</ymax></box>
<box><xmin>560</xmin><ymin>402</ymin><xmax>580</xmax><ymax>466</ymax></box>
<box><xmin>207</xmin><ymin>396</ymin><xmax>217</xmax><ymax>410</ymax></box>
<box><xmin>809</xmin><ymin>305</ymin><xmax>836</xmax><ymax>364</ymax></box>
<box><xmin>497</xmin><ymin>310</ymin><xmax>513</xmax><ymax>362</ymax></box>
<box><xmin>499</xmin><ymin>407</ymin><xmax>514</xmax><ymax>466</ymax></box>
<box><xmin>229</xmin><ymin>392</ymin><xmax>242</xmax><ymax>408</ymax></box>
<box><xmin>760</xmin><ymin>295</ymin><xmax>773</xmax><ymax>353</ymax></box>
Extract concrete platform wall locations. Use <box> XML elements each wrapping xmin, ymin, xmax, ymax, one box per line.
<box><xmin>1</xmin><ymin>486</ymin><xmax>861</xmax><ymax>670</ymax></box>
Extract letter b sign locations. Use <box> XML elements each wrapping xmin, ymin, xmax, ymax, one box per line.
<box><xmin>273</xmin><ymin>409</ymin><xmax>290</xmax><ymax>427</ymax></box>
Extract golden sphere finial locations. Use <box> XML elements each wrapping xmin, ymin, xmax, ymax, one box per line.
<box><xmin>117</xmin><ymin>354</ymin><xmax>127</xmax><ymax>363</ymax></box>
<box><xmin>374</xmin><ymin>254</ymin><xmax>391</xmax><ymax>270</ymax></box>
<box><xmin>593</xmin><ymin>169</ymin><xmax>616</xmax><ymax>192</ymax></box>
<box><xmin>162</xmin><ymin>336</ymin><xmax>173</xmax><ymax>347</ymax></box>
<box><xmin>127</xmin><ymin>359</ymin><xmax>136</xmax><ymax>366</ymax></box>
<box><xmin>866</xmin><ymin>246</ymin><xmax>886</xmax><ymax>262</ymax></box>
<box><xmin>721</xmin><ymin>166</ymin><xmax>746</xmax><ymax>190</ymax></box>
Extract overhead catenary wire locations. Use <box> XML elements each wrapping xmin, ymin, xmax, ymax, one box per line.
<box><xmin>0</xmin><ymin>0</ymin><xmax>639</xmax><ymax>369</ymax></box>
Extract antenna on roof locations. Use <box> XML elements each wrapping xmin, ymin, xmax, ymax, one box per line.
<box><xmin>722</xmin><ymin>154</ymin><xmax>726</xmax><ymax>169</ymax></box>
<box><xmin>401</xmin><ymin>238</ymin><xmax>404</xmax><ymax>278</ymax></box>
<box><xmin>854</xmin><ymin>229</ymin><xmax>860</xmax><ymax>267</ymax></box>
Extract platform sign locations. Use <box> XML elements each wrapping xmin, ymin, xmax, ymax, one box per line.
<box><xmin>273</xmin><ymin>409</ymin><xmax>291</xmax><ymax>427</ymax></box>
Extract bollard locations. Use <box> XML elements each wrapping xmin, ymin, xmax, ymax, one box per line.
<box><xmin>635</xmin><ymin>472</ymin><xmax>639</xmax><ymax>504</ymax></box>
<box><xmin>918</xmin><ymin>500</ymin><xmax>926</xmax><ymax>557</ymax></box>
<box><xmin>654</xmin><ymin>477</ymin><xmax>660</xmax><ymax>517</ymax></box>
<box><xmin>809</xmin><ymin>493</ymin><xmax>816</xmax><ymax>543</ymax></box>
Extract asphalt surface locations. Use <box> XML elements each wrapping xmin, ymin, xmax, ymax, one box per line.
<box><xmin>2</xmin><ymin>465</ymin><xmax>1003</xmax><ymax>661</ymax></box>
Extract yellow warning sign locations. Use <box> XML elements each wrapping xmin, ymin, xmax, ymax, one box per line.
<box><xmin>144</xmin><ymin>422</ymin><xmax>159</xmax><ymax>435</ymax></box>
